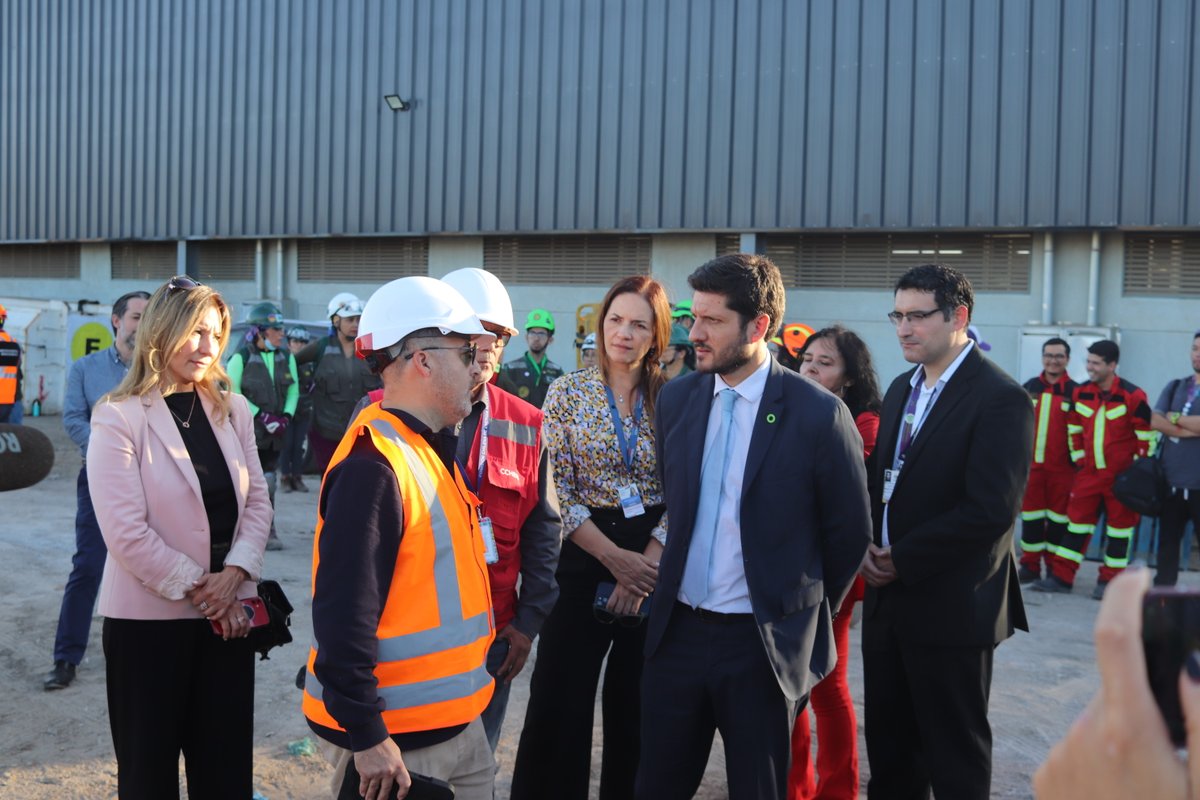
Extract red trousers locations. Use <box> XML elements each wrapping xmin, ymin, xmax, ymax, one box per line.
<box><xmin>787</xmin><ymin>577</ymin><xmax>864</xmax><ymax>800</ymax></box>
<box><xmin>1019</xmin><ymin>468</ymin><xmax>1074</xmax><ymax>573</ymax></box>
<box><xmin>1049</xmin><ymin>468</ymin><xmax>1140</xmax><ymax>585</ymax></box>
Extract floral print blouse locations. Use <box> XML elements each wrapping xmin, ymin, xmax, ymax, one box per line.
<box><xmin>541</xmin><ymin>367</ymin><xmax>667</xmax><ymax>543</ymax></box>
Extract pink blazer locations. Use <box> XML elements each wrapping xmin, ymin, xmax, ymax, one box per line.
<box><xmin>87</xmin><ymin>388</ymin><xmax>273</xmax><ymax>620</ymax></box>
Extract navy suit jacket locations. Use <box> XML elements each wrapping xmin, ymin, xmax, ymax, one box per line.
<box><xmin>863</xmin><ymin>345</ymin><xmax>1033</xmax><ymax>647</ymax></box>
<box><xmin>647</xmin><ymin>357</ymin><xmax>872</xmax><ymax>701</ymax></box>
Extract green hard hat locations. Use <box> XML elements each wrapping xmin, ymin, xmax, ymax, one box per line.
<box><xmin>525</xmin><ymin>308</ymin><xmax>555</xmax><ymax>333</ymax></box>
<box><xmin>672</xmin><ymin>300</ymin><xmax>694</xmax><ymax>319</ymax></box>
<box><xmin>247</xmin><ymin>302</ymin><xmax>284</xmax><ymax>329</ymax></box>
<box><xmin>669</xmin><ymin>323</ymin><xmax>693</xmax><ymax>349</ymax></box>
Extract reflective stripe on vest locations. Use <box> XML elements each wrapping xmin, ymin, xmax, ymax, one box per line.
<box><xmin>1093</xmin><ymin>407</ymin><xmax>1107</xmax><ymax>470</ymax></box>
<box><xmin>303</xmin><ymin>406</ymin><xmax>494</xmax><ymax>735</ymax></box>
<box><xmin>489</xmin><ymin>417</ymin><xmax>538</xmax><ymax>447</ymax></box>
<box><xmin>0</xmin><ymin>331</ymin><xmax>17</xmax><ymax>405</ymax></box>
<box><xmin>1034</xmin><ymin>392</ymin><xmax>1052</xmax><ymax>464</ymax></box>
<box><xmin>368</xmin><ymin>416</ymin><xmax>492</xmax><ymax>662</ymax></box>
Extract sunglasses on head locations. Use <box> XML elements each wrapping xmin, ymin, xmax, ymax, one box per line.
<box><xmin>167</xmin><ymin>276</ymin><xmax>203</xmax><ymax>293</ymax></box>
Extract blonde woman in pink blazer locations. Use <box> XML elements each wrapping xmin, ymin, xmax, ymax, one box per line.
<box><xmin>87</xmin><ymin>276</ymin><xmax>272</xmax><ymax>799</ymax></box>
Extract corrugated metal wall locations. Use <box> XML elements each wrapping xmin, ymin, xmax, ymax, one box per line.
<box><xmin>2</xmin><ymin>0</ymin><xmax>1198</xmax><ymax>243</ymax></box>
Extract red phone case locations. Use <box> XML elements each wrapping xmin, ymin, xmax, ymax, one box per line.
<box><xmin>210</xmin><ymin>596</ymin><xmax>270</xmax><ymax>634</ymax></box>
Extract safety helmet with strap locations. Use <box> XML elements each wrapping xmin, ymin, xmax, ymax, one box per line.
<box><xmin>246</xmin><ymin>302</ymin><xmax>284</xmax><ymax>329</ymax></box>
<box><xmin>355</xmin><ymin>276</ymin><xmax>493</xmax><ymax>373</ymax></box>
<box><xmin>442</xmin><ymin>268</ymin><xmax>518</xmax><ymax>337</ymax></box>
<box><xmin>327</xmin><ymin>292</ymin><xmax>365</xmax><ymax>320</ymax></box>
<box><xmin>671</xmin><ymin>300</ymin><xmax>694</xmax><ymax>320</ymax></box>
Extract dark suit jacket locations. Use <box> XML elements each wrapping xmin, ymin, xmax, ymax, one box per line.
<box><xmin>863</xmin><ymin>345</ymin><xmax>1033</xmax><ymax>648</ymax></box>
<box><xmin>647</xmin><ymin>358</ymin><xmax>872</xmax><ymax>702</ymax></box>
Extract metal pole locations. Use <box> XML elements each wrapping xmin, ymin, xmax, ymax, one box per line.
<box><xmin>1041</xmin><ymin>232</ymin><xmax>1054</xmax><ymax>326</ymax></box>
<box><xmin>1087</xmin><ymin>231</ymin><xmax>1101</xmax><ymax>327</ymax></box>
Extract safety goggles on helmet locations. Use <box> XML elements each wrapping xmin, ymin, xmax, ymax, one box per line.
<box><xmin>332</xmin><ymin>300</ymin><xmax>365</xmax><ymax>319</ymax></box>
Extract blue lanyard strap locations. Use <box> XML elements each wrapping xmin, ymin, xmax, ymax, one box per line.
<box><xmin>459</xmin><ymin>403</ymin><xmax>490</xmax><ymax>496</ymax></box>
<box><xmin>603</xmin><ymin>385</ymin><xmax>643</xmax><ymax>473</ymax></box>
<box><xmin>894</xmin><ymin>369</ymin><xmax>939</xmax><ymax>468</ymax></box>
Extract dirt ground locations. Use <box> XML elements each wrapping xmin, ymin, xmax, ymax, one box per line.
<box><xmin>1</xmin><ymin>414</ymin><xmax>1170</xmax><ymax>799</ymax></box>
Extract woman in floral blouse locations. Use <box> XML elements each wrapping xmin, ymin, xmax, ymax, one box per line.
<box><xmin>510</xmin><ymin>275</ymin><xmax>672</xmax><ymax>800</ymax></box>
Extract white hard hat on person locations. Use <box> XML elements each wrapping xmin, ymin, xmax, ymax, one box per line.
<box><xmin>327</xmin><ymin>292</ymin><xmax>365</xmax><ymax>320</ymax></box>
<box><xmin>356</xmin><ymin>276</ymin><xmax>494</xmax><ymax>364</ymax></box>
<box><xmin>441</xmin><ymin>268</ymin><xmax>518</xmax><ymax>336</ymax></box>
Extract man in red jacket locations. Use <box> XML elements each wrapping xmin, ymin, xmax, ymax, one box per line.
<box><xmin>1034</xmin><ymin>340</ymin><xmax>1154</xmax><ymax>599</ymax></box>
<box><xmin>441</xmin><ymin>268</ymin><xmax>563</xmax><ymax>753</ymax></box>
<box><xmin>1017</xmin><ymin>338</ymin><xmax>1078</xmax><ymax>584</ymax></box>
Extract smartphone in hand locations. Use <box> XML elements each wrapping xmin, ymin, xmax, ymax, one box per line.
<box><xmin>209</xmin><ymin>596</ymin><xmax>270</xmax><ymax>635</ymax></box>
<box><xmin>1142</xmin><ymin>588</ymin><xmax>1200</xmax><ymax>747</ymax></box>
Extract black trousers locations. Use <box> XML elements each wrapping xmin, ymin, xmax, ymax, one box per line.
<box><xmin>862</xmin><ymin>620</ymin><xmax>994</xmax><ymax>800</ymax></box>
<box><xmin>1155</xmin><ymin>488</ymin><xmax>1200</xmax><ymax>586</ymax></box>
<box><xmin>509</xmin><ymin>578</ymin><xmax>647</xmax><ymax>800</ymax></box>
<box><xmin>103</xmin><ymin>618</ymin><xmax>255</xmax><ymax>799</ymax></box>
<box><xmin>635</xmin><ymin>605</ymin><xmax>798</xmax><ymax>800</ymax></box>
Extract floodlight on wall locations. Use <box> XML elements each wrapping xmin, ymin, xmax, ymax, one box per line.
<box><xmin>384</xmin><ymin>94</ymin><xmax>411</xmax><ymax>112</ymax></box>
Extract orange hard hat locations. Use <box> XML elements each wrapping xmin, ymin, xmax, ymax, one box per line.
<box><xmin>780</xmin><ymin>323</ymin><xmax>815</xmax><ymax>357</ymax></box>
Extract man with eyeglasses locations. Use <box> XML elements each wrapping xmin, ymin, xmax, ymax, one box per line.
<box><xmin>441</xmin><ymin>268</ymin><xmax>563</xmax><ymax>755</ymax></box>
<box><xmin>45</xmin><ymin>290</ymin><xmax>151</xmax><ymax>690</ymax></box>
<box><xmin>497</xmin><ymin>309</ymin><xmax>564</xmax><ymax>409</ymax></box>
<box><xmin>1016</xmin><ymin>338</ymin><xmax>1079</xmax><ymax>586</ymax></box>
<box><xmin>303</xmin><ymin>276</ymin><xmax>499</xmax><ymax>800</ymax></box>
<box><xmin>862</xmin><ymin>263</ymin><xmax>1033</xmax><ymax>799</ymax></box>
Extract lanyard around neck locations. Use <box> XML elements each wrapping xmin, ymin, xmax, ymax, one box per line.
<box><xmin>603</xmin><ymin>384</ymin><xmax>643</xmax><ymax>473</ymax></box>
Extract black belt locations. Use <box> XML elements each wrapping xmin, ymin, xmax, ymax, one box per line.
<box><xmin>676</xmin><ymin>601</ymin><xmax>754</xmax><ymax>625</ymax></box>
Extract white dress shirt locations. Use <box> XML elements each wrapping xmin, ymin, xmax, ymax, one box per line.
<box><xmin>678</xmin><ymin>353</ymin><xmax>772</xmax><ymax>613</ymax></box>
<box><xmin>882</xmin><ymin>340</ymin><xmax>974</xmax><ymax>546</ymax></box>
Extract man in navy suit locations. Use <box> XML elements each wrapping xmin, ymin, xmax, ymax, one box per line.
<box><xmin>636</xmin><ymin>254</ymin><xmax>871</xmax><ymax>800</ymax></box>
<box><xmin>861</xmin><ymin>263</ymin><xmax>1033</xmax><ymax>799</ymax></box>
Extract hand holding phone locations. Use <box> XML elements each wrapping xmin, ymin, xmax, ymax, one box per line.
<box><xmin>210</xmin><ymin>596</ymin><xmax>269</xmax><ymax>635</ymax></box>
<box><xmin>1033</xmin><ymin>568</ymin><xmax>1200</xmax><ymax>799</ymax></box>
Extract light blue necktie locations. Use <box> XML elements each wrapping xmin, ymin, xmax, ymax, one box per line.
<box><xmin>681</xmin><ymin>388</ymin><xmax>739</xmax><ymax>607</ymax></box>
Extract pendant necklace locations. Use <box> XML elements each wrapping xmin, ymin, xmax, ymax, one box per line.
<box><xmin>169</xmin><ymin>392</ymin><xmax>198</xmax><ymax>429</ymax></box>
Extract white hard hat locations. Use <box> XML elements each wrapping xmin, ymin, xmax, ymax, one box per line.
<box><xmin>356</xmin><ymin>276</ymin><xmax>494</xmax><ymax>357</ymax></box>
<box><xmin>581</xmin><ymin>333</ymin><xmax>597</xmax><ymax>351</ymax></box>
<box><xmin>441</xmin><ymin>268</ymin><xmax>518</xmax><ymax>336</ymax></box>
<box><xmin>328</xmin><ymin>292</ymin><xmax>365</xmax><ymax>319</ymax></box>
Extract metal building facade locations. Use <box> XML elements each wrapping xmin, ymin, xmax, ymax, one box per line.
<box><xmin>3</xmin><ymin>0</ymin><xmax>1198</xmax><ymax>244</ymax></box>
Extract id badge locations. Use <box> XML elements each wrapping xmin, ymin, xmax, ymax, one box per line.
<box><xmin>479</xmin><ymin>516</ymin><xmax>500</xmax><ymax>564</ymax></box>
<box><xmin>882</xmin><ymin>468</ymin><xmax>899</xmax><ymax>503</ymax></box>
<box><xmin>618</xmin><ymin>484</ymin><xmax>646</xmax><ymax>518</ymax></box>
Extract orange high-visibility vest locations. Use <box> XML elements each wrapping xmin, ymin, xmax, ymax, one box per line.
<box><xmin>302</xmin><ymin>403</ymin><xmax>495</xmax><ymax>735</ymax></box>
<box><xmin>0</xmin><ymin>331</ymin><xmax>18</xmax><ymax>405</ymax></box>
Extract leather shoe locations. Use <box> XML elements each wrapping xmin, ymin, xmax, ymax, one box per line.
<box><xmin>1017</xmin><ymin>565</ymin><xmax>1040</xmax><ymax>585</ymax></box>
<box><xmin>1031</xmin><ymin>575</ymin><xmax>1073</xmax><ymax>594</ymax></box>
<box><xmin>43</xmin><ymin>660</ymin><xmax>76</xmax><ymax>690</ymax></box>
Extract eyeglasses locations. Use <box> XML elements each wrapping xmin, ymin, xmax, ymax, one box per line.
<box><xmin>526</xmin><ymin>330</ymin><xmax>550</xmax><ymax>339</ymax></box>
<box><xmin>403</xmin><ymin>342</ymin><xmax>478</xmax><ymax>367</ymax></box>
<box><xmin>167</xmin><ymin>276</ymin><xmax>203</xmax><ymax>293</ymax></box>
<box><xmin>1043</xmin><ymin>353</ymin><xmax>1068</xmax><ymax>360</ymax></box>
<box><xmin>887</xmin><ymin>308</ymin><xmax>945</xmax><ymax>326</ymax></box>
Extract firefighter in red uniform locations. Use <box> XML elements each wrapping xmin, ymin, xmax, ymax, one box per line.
<box><xmin>1034</xmin><ymin>340</ymin><xmax>1155</xmax><ymax>599</ymax></box>
<box><xmin>1018</xmin><ymin>338</ymin><xmax>1078</xmax><ymax>584</ymax></box>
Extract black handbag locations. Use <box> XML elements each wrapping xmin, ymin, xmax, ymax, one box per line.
<box><xmin>1113</xmin><ymin>452</ymin><xmax>1168</xmax><ymax>516</ymax></box>
<box><xmin>248</xmin><ymin>579</ymin><xmax>294</xmax><ymax>660</ymax></box>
